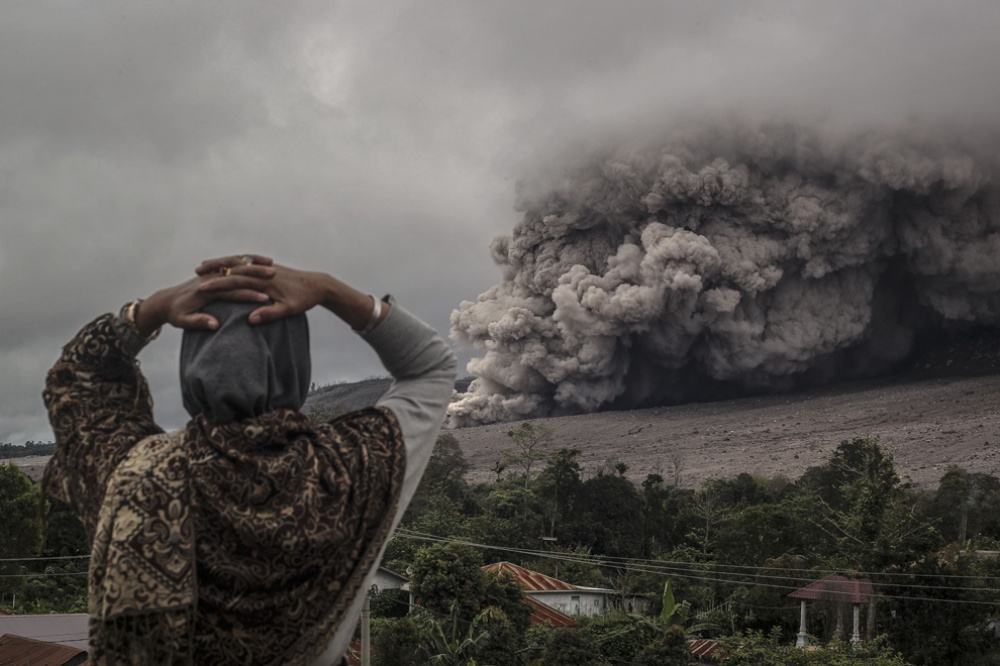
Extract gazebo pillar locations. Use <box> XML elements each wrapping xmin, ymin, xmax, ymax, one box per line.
<box><xmin>796</xmin><ymin>599</ymin><xmax>809</xmax><ymax>647</ymax></box>
<box><xmin>851</xmin><ymin>603</ymin><xmax>862</xmax><ymax>644</ymax></box>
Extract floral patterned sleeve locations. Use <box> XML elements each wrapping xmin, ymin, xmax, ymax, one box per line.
<box><xmin>42</xmin><ymin>312</ymin><xmax>163</xmax><ymax>536</ymax></box>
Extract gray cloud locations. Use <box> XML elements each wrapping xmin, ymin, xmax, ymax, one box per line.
<box><xmin>3</xmin><ymin>0</ymin><xmax>999</xmax><ymax>441</ymax></box>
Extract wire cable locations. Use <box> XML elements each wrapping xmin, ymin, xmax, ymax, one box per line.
<box><xmin>393</xmin><ymin>529</ymin><xmax>1000</xmax><ymax>607</ymax></box>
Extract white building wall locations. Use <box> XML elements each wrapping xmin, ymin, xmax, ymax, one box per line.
<box><xmin>528</xmin><ymin>591</ymin><xmax>607</xmax><ymax>618</ymax></box>
<box><xmin>372</xmin><ymin>569</ymin><xmax>407</xmax><ymax>592</ymax></box>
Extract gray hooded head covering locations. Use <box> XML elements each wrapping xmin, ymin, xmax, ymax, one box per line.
<box><xmin>180</xmin><ymin>301</ymin><xmax>311</xmax><ymax>424</ymax></box>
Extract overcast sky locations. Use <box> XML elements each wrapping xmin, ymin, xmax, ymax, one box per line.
<box><xmin>2</xmin><ymin>0</ymin><xmax>998</xmax><ymax>443</ymax></box>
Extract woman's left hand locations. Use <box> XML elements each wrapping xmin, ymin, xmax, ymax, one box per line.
<box><xmin>136</xmin><ymin>262</ymin><xmax>276</xmax><ymax>336</ymax></box>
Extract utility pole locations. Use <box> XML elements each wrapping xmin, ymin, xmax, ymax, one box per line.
<box><xmin>361</xmin><ymin>595</ymin><xmax>371</xmax><ymax>666</ymax></box>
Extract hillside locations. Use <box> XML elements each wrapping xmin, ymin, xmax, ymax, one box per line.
<box><xmin>450</xmin><ymin>373</ymin><xmax>1000</xmax><ymax>488</ymax></box>
<box><xmin>11</xmin><ymin>333</ymin><xmax>998</xmax><ymax>489</ymax></box>
<box><xmin>450</xmin><ymin>329</ymin><xmax>1000</xmax><ymax>488</ymax></box>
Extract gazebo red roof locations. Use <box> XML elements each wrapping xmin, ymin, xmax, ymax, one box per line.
<box><xmin>788</xmin><ymin>574</ymin><xmax>873</xmax><ymax>604</ymax></box>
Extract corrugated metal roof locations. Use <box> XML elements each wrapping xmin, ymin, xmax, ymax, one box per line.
<box><xmin>788</xmin><ymin>574</ymin><xmax>874</xmax><ymax>604</ymax></box>
<box><xmin>482</xmin><ymin>562</ymin><xmax>577</xmax><ymax>591</ymax></box>
<box><xmin>0</xmin><ymin>634</ymin><xmax>87</xmax><ymax>666</ymax></box>
<box><xmin>0</xmin><ymin>614</ymin><xmax>89</xmax><ymax>651</ymax></box>
<box><xmin>523</xmin><ymin>597</ymin><xmax>578</xmax><ymax>628</ymax></box>
<box><xmin>688</xmin><ymin>638</ymin><xmax>720</xmax><ymax>659</ymax></box>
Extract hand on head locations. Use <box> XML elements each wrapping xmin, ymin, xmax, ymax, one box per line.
<box><xmin>137</xmin><ymin>253</ymin><xmax>383</xmax><ymax>335</ymax></box>
<box><xmin>136</xmin><ymin>254</ymin><xmax>276</xmax><ymax>335</ymax></box>
<box><xmin>196</xmin><ymin>256</ymin><xmax>331</xmax><ymax>325</ymax></box>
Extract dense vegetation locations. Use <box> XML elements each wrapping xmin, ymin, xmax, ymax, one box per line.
<box><xmin>376</xmin><ymin>427</ymin><xmax>1000</xmax><ymax>665</ymax></box>
<box><xmin>0</xmin><ymin>462</ymin><xmax>88</xmax><ymax>614</ymax></box>
<box><xmin>3</xmin><ymin>427</ymin><xmax>999</xmax><ymax>664</ymax></box>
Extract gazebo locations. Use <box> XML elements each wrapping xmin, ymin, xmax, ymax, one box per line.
<box><xmin>788</xmin><ymin>574</ymin><xmax>873</xmax><ymax>647</ymax></box>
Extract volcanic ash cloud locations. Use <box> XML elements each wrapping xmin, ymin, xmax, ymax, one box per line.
<box><xmin>448</xmin><ymin>122</ymin><xmax>1000</xmax><ymax>426</ymax></box>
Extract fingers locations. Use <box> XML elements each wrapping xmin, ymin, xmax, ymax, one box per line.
<box><xmin>196</xmin><ymin>254</ymin><xmax>275</xmax><ymax>275</ymax></box>
<box><xmin>228</xmin><ymin>265</ymin><xmax>275</xmax><ymax>278</ymax></box>
<box><xmin>205</xmin><ymin>288</ymin><xmax>271</xmax><ymax>304</ymax></box>
<box><xmin>198</xmin><ymin>274</ymin><xmax>274</xmax><ymax>293</ymax></box>
<box><xmin>248</xmin><ymin>302</ymin><xmax>292</xmax><ymax>325</ymax></box>
<box><xmin>175</xmin><ymin>313</ymin><xmax>221</xmax><ymax>331</ymax></box>
<box><xmin>243</xmin><ymin>254</ymin><xmax>273</xmax><ymax>266</ymax></box>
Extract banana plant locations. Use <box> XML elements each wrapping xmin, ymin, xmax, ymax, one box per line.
<box><xmin>413</xmin><ymin>603</ymin><xmax>503</xmax><ymax>666</ymax></box>
<box><xmin>660</xmin><ymin>580</ymin><xmax>691</xmax><ymax>628</ymax></box>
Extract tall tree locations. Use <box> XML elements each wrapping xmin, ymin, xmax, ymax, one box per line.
<box><xmin>815</xmin><ymin>437</ymin><xmax>936</xmax><ymax>572</ymax></box>
<box><xmin>0</xmin><ymin>463</ymin><xmax>42</xmax><ymax>557</ymax></box>
<box><xmin>405</xmin><ymin>433</ymin><xmax>474</xmax><ymax>527</ymax></box>
<box><xmin>567</xmin><ymin>473</ymin><xmax>643</xmax><ymax>559</ymax></box>
<box><xmin>535</xmin><ymin>448</ymin><xmax>582</xmax><ymax>538</ymax></box>
<box><xmin>0</xmin><ymin>463</ymin><xmax>43</xmax><ymax>604</ymax></box>
<box><xmin>501</xmin><ymin>422</ymin><xmax>553</xmax><ymax>521</ymax></box>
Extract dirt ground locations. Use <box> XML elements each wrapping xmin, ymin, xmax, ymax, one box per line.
<box><xmin>450</xmin><ymin>374</ymin><xmax>1000</xmax><ymax>489</ymax></box>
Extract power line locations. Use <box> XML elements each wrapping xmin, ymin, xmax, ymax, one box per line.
<box><xmin>0</xmin><ymin>555</ymin><xmax>89</xmax><ymax>563</ymax></box>
<box><xmin>397</xmin><ymin>527</ymin><xmax>1000</xmax><ymax>581</ymax></box>
<box><xmin>0</xmin><ymin>571</ymin><xmax>87</xmax><ymax>579</ymax></box>
<box><xmin>393</xmin><ymin>530</ymin><xmax>1000</xmax><ymax>607</ymax></box>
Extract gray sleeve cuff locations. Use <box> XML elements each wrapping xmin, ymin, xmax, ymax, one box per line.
<box><xmin>361</xmin><ymin>300</ymin><xmax>446</xmax><ymax>380</ymax></box>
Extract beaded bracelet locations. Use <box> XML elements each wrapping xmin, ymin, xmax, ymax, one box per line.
<box><xmin>119</xmin><ymin>298</ymin><xmax>162</xmax><ymax>343</ymax></box>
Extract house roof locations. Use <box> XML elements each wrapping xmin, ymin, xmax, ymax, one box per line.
<box><xmin>482</xmin><ymin>562</ymin><xmax>577</xmax><ymax>591</ymax></box>
<box><xmin>688</xmin><ymin>638</ymin><xmax>720</xmax><ymax>659</ymax></box>
<box><xmin>376</xmin><ymin>566</ymin><xmax>409</xmax><ymax>583</ymax></box>
<box><xmin>523</xmin><ymin>597</ymin><xmax>578</xmax><ymax>628</ymax></box>
<box><xmin>575</xmin><ymin>585</ymin><xmax>616</xmax><ymax>594</ymax></box>
<box><xmin>373</xmin><ymin>566</ymin><xmax>410</xmax><ymax>591</ymax></box>
<box><xmin>0</xmin><ymin>613</ymin><xmax>89</xmax><ymax>651</ymax></box>
<box><xmin>0</xmin><ymin>634</ymin><xmax>87</xmax><ymax>666</ymax></box>
<box><xmin>788</xmin><ymin>574</ymin><xmax>874</xmax><ymax>604</ymax></box>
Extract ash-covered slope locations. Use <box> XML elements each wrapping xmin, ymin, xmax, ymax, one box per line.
<box><xmin>303</xmin><ymin>377</ymin><xmax>396</xmax><ymax>414</ymax></box>
<box><xmin>303</xmin><ymin>376</ymin><xmax>474</xmax><ymax>414</ymax></box>
<box><xmin>449</xmin><ymin>329</ymin><xmax>1000</xmax><ymax>488</ymax></box>
<box><xmin>450</xmin><ymin>371</ymin><xmax>1000</xmax><ymax>490</ymax></box>
<box><xmin>450</xmin><ymin>121</ymin><xmax>1000</xmax><ymax>426</ymax></box>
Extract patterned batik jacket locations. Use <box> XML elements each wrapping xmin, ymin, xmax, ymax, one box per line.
<box><xmin>43</xmin><ymin>314</ymin><xmax>406</xmax><ymax>666</ymax></box>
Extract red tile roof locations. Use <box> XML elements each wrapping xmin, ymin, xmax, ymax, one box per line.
<box><xmin>523</xmin><ymin>597</ymin><xmax>578</xmax><ymax>628</ymax></box>
<box><xmin>788</xmin><ymin>574</ymin><xmax>874</xmax><ymax>604</ymax></box>
<box><xmin>482</xmin><ymin>561</ymin><xmax>578</xmax><ymax>591</ymax></box>
<box><xmin>0</xmin><ymin>634</ymin><xmax>87</xmax><ymax>666</ymax></box>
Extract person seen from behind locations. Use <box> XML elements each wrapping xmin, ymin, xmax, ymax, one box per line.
<box><xmin>43</xmin><ymin>254</ymin><xmax>457</xmax><ymax>665</ymax></box>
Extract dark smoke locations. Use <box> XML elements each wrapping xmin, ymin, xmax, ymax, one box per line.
<box><xmin>449</xmin><ymin>121</ymin><xmax>1000</xmax><ymax>426</ymax></box>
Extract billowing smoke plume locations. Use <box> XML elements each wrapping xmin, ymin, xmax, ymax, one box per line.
<box><xmin>449</xmin><ymin>121</ymin><xmax>1000</xmax><ymax>426</ymax></box>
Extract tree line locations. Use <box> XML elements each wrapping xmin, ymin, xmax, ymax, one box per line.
<box><xmin>0</xmin><ymin>441</ymin><xmax>57</xmax><ymax>458</ymax></box>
